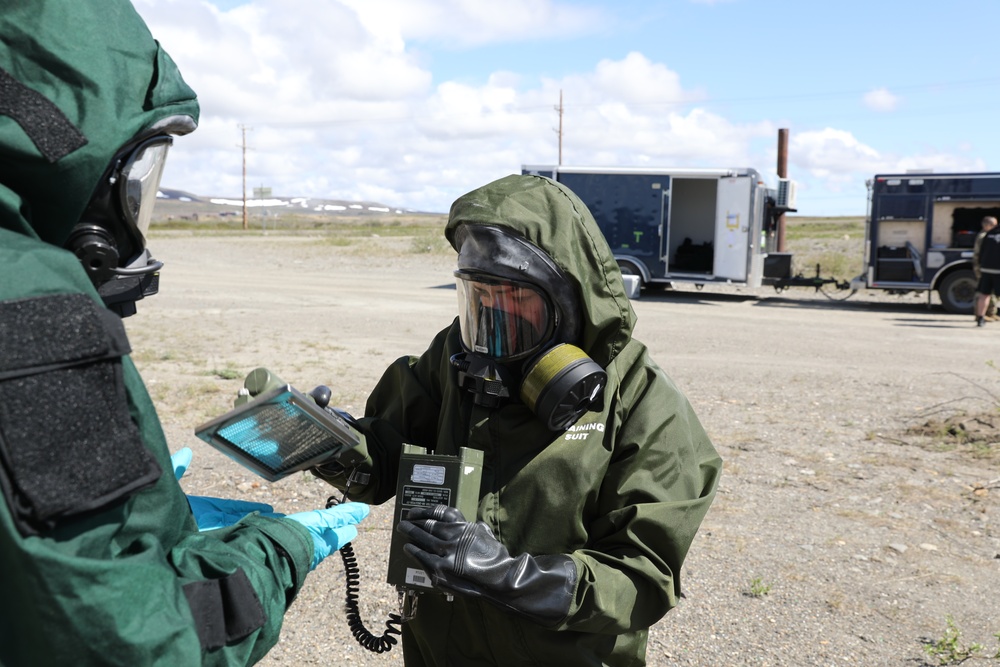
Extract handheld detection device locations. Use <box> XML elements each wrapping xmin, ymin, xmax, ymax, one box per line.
<box><xmin>192</xmin><ymin>367</ymin><xmax>484</xmax><ymax>654</ymax></box>
<box><xmin>194</xmin><ymin>367</ymin><xmax>366</xmax><ymax>481</ymax></box>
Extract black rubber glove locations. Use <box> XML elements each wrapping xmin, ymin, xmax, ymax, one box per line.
<box><xmin>396</xmin><ymin>505</ymin><xmax>576</xmax><ymax>627</ymax></box>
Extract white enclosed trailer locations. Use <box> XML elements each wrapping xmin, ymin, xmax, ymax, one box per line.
<box><xmin>522</xmin><ymin>165</ymin><xmax>800</xmax><ymax>290</ymax></box>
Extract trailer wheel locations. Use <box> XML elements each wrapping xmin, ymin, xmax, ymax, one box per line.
<box><xmin>616</xmin><ymin>259</ymin><xmax>644</xmax><ymax>286</ymax></box>
<box><xmin>938</xmin><ymin>269</ymin><xmax>977</xmax><ymax>314</ymax></box>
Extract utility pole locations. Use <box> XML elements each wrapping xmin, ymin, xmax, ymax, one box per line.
<box><xmin>239</xmin><ymin>124</ymin><xmax>252</xmax><ymax>230</ymax></box>
<box><xmin>554</xmin><ymin>90</ymin><xmax>564</xmax><ymax>165</ymax></box>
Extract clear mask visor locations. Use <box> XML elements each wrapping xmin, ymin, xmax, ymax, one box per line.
<box><xmin>455</xmin><ymin>272</ymin><xmax>554</xmax><ymax>360</ymax></box>
<box><xmin>118</xmin><ymin>136</ymin><xmax>171</xmax><ymax>246</ymax></box>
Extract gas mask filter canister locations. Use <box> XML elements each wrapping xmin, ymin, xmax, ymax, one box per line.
<box><xmin>450</xmin><ymin>345</ymin><xmax>606</xmax><ymax>432</ymax></box>
<box><xmin>520</xmin><ymin>343</ymin><xmax>607</xmax><ymax>432</ymax></box>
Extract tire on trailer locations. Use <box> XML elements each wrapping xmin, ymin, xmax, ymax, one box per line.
<box><xmin>938</xmin><ymin>269</ymin><xmax>977</xmax><ymax>315</ymax></box>
<box><xmin>616</xmin><ymin>259</ymin><xmax>644</xmax><ymax>288</ymax></box>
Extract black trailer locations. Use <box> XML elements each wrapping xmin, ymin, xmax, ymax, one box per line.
<box><xmin>858</xmin><ymin>172</ymin><xmax>1000</xmax><ymax>314</ymax></box>
<box><xmin>521</xmin><ymin>165</ymin><xmax>821</xmax><ymax>291</ymax></box>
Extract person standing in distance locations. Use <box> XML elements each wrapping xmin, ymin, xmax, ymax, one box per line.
<box><xmin>975</xmin><ymin>216</ymin><xmax>1000</xmax><ymax>327</ymax></box>
<box><xmin>973</xmin><ymin>215</ymin><xmax>998</xmax><ymax>323</ymax></box>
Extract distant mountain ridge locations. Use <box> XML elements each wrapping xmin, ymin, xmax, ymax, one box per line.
<box><xmin>155</xmin><ymin>188</ymin><xmax>436</xmax><ymax>218</ymax></box>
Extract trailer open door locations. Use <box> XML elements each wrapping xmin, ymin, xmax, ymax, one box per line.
<box><xmin>714</xmin><ymin>176</ymin><xmax>752</xmax><ymax>281</ymax></box>
<box><xmin>658</xmin><ymin>188</ymin><xmax>671</xmax><ymax>272</ymax></box>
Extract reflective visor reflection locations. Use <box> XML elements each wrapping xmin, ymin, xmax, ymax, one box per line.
<box><xmin>456</xmin><ymin>274</ymin><xmax>552</xmax><ymax>359</ymax></box>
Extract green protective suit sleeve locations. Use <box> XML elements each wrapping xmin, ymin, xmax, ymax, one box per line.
<box><xmin>0</xmin><ymin>236</ymin><xmax>316</xmax><ymax>666</ymax></box>
<box><xmin>0</xmin><ymin>362</ymin><xmax>317</xmax><ymax>667</ymax></box>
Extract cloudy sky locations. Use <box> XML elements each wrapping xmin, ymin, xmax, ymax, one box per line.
<box><xmin>134</xmin><ymin>0</ymin><xmax>1000</xmax><ymax>216</ymax></box>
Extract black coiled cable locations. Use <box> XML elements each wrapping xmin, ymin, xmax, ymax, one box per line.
<box><xmin>327</xmin><ymin>495</ymin><xmax>403</xmax><ymax>653</ymax></box>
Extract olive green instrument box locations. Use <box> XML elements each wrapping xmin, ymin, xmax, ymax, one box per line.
<box><xmin>386</xmin><ymin>445</ymin><xmax>483</xmax><ymax>592</ymax></box>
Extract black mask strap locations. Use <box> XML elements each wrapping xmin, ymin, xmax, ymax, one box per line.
<box><xmin>450</xmin><ymin>353</ymin><xmax>514</xmax><ymax>408</ymax></box>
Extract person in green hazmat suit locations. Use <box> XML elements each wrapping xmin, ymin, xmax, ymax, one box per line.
<box><xmin>0</xmin><ymin>2</ymin><xmax>368</xmax><ymax>665</ymax></box>
<box><xmin>313</xmin><ymin>173</ymin><xmax>723</xmax><ymax>666</ymax></box>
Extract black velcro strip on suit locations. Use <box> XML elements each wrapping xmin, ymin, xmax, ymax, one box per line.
<box><xmin>0</xmin><ymin>66</ymin><xmax>88</xmax><ymax>163</ymax></box>
<box><xmin>183</xmin><ymin>568</ymin><xmax>267</xmax><ymax>651</ymax></box>
<box><xmin>0</xmin><ymin>294</ymin><xmax>161</xmax><ymax>535</ymax></box>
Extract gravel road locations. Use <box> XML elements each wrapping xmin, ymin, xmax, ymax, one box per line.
<box><xmin>130</xmin><ymin>232</ymin><xmax>1000</xmax><ymax>667</ymax></box>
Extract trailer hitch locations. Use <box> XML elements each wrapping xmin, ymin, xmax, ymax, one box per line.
<box><xmin>772</xmin><ymin>264</ymin><xmax>852</xmax><ymax>293</ymax></box>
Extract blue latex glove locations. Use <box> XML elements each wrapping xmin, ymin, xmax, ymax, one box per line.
<box><xmin>171</xmin><ymin>447</ymin><xmax>193</xmax><ymax>480</ymax></box>
<box><xmin>187</xmin><ymin>496</ymin><xmax>285</xmax><ymax>531</ymax></box>
<box><xmin>170</xmin><ymin>447</ymin><xmax>283</xmax><ymax>531</ymax></box>
<box><xmin>285</xmin><ymin>503</ymin><xmax>370</xmax><ymax>570</ymax></box>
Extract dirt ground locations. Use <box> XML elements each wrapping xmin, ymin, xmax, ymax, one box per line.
<box><xmin>129</xmin><ymin>232</ymin><xmax>1000</xmax><ymax>667</ymax></box>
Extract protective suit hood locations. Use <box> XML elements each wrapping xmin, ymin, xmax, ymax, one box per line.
<box><xmin>445</xmin><ymin>173</ymin><xmax>635</xmax><ymax>369</ymax></box>
<box><xmin>0</xmin><ymin>0</ymin><xmax>199</xmax><ymax>247</ymax></box>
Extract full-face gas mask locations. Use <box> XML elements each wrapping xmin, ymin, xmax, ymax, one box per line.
<box><xmin>449</xmin><ymin>225</ymin><xmax>607</xmax><ymax>432</ymax></box>
<box><xmin>64</xmin><ymin>132</ymin><xmax>173</xmax><ymax>317</ymax></box>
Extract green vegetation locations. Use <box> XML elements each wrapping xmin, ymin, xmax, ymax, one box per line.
<box><xmin>152</xmin><ymin>211</ymin><xmax>868</xmax><ymax>275</ymax></box>
<box><xmin>900</xmin><ymin>362</ymin><xmax>1000</xmax><ymax>463</ymax></box>
<box><xmin>783</xmin><ymin>216</ymin><xmax>866</xmax><ymax>241</ymax></box>
<box><xmin>922</xmin><ymin>616</ymin><xmax>1000</xmax><ymax>665</ymax></box>
<box><xmin>783</xmin><ymin>216</ymin><xmax>866</xmax><ymax>282</ymax></box>
<box><xmin>746</xmin><ymin>576</ymin><xmax>772</xmax><ymax>598</ymax></box>
<box><xmin>209</xmin><ymin>365</ymin><xmax>243</xmax><ymax>381</ymax></box>
<box><xmin>150</xmin><ymin>210</ymin><xmax>453</xmax><ymax>255</ymax></box>
<box><xmin>152</xmin><ymin>215</ymin><xmax>445</xmax><ymax>235</ymax></box>
<box><xmin>409</xmin><ymin>233</ymin><xmax>453</xmax><ymax>254</ymax></box>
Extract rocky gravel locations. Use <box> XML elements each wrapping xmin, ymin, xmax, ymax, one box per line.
<box><xmin>131</xmin><ymin>232</ymin><xmax>1000</xmax><ymax>666</ymax></box>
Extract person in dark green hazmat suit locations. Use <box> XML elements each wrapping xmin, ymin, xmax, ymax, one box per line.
<box><xmin>0</xmin><ymin>2</ymin><xmax>368</xmax><ymax>664</ymax></box>
<box><xmin>313</xmin><ymin>173</ymin><xmax>723</xmax><ymax>666</ymax></box>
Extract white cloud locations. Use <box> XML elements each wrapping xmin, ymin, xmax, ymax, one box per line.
<box><xmin>793</xmin><ymin>128</ymin><xmax>882</xmax><ymax>180</ymax></box>
<box><xmin>417</xmin><ymin>77</ymin><xmax>532</xmax><ymax>140</ymax></box>
<box><xmin>135</xmin><ymin>0</ymin><xmax>431</xmax><ymax>119</ymax></box>
<box><xmin>862</xmin><ymin>87</ymin><xmax>900</xmax><ymax>112</ymax></box>
<box><xmin>786</xmin><ymin>128</ymin><xmax>987</xmax><ymax>214</ymax></box>
<box><xmin>135</xmin><ymin>1</ymin><xmax>987</xmax><ymax>216</ymax></box>
<box><xmin>339</xmin><ymin>0</ymin><xmax>607</xmax><ymax>48</ymax></box>
<box><xmin>591</xmin><ymin>52</ymin><xmax>698</xmax><ymax>106</ymax></box>
<box><xmin>792</xmin><ymin>127</ymin><xmax>986</xmax><ymax>179</ymax></box>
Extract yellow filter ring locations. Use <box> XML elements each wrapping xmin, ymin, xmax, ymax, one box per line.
<box><xmin>520</xmin><ymin>343</ymin><xmax>589</xmax><ymax>410</ymax></box>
